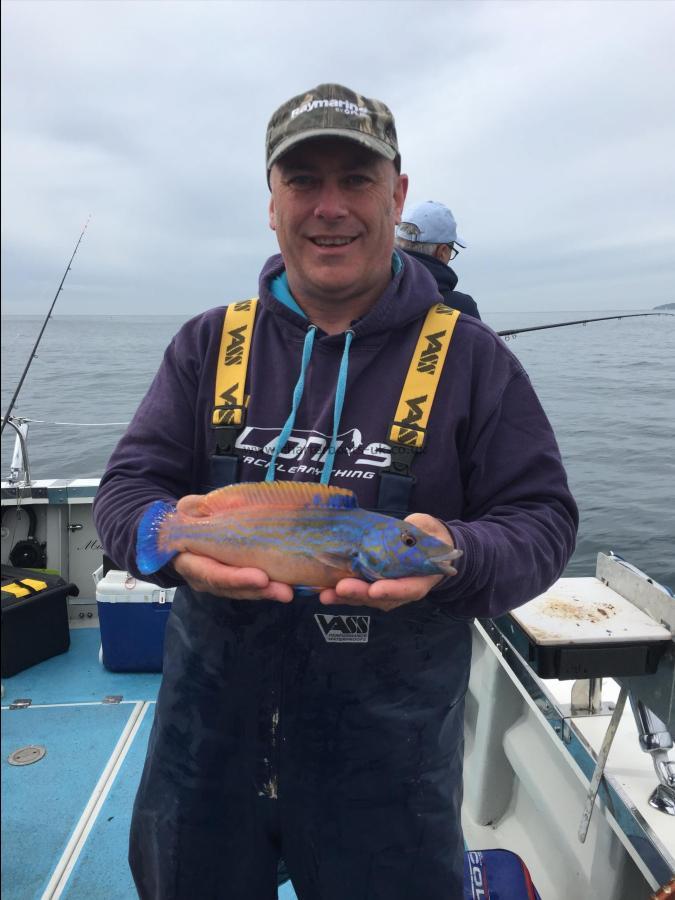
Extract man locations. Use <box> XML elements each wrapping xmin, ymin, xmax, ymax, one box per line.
<box><xmin>395</xmin><ymin>200</ymin><xmax>481</xmax><ymax>319</ymax></box>
<box><xmin>93</xmin><ymin>83</ymin><xmax>577</xmax><ymax>900</ymax></box>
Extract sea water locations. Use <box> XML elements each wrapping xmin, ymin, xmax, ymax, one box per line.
<box><xmin>2</xmin><ymin>310</ymin><xmax>674</xmax><ymax>588</ymax></box>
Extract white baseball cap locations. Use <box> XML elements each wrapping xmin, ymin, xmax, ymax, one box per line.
<box><xmin>396</xmin><ymin>200</ymin><xmax>466</xmax><ymax>248</ymax></box>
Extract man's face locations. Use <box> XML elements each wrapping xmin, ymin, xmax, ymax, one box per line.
<box><xmin>268</xmin><ymin>138</ymin><xmax>408</xmax><ymax>306</ymax></box>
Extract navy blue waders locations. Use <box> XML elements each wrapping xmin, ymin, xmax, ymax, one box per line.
<box><xmin>129</xmin><ymin>302</ymin><xmax>471</xmax><ymax>899</ymax></box>
<box><xmin>129</xmin><ymin>577</ymin><xmax>471</xmax><ymax>899</ymax></box>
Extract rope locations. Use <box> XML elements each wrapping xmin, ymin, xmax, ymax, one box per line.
<box><xmin>8</xmin><ymin>419</ymin><xmax>130</xmax><ymax>427</ymax></box>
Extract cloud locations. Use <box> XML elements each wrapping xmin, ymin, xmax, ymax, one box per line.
<box><xmin>2</xmin><ymin>0</ymin><xmax>674</xmax><ymax>315</ymax></box>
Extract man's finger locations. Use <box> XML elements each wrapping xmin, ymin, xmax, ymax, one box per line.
<box><xmin>172</xmin><ymin>553</ymin><xmax>293</xmax><ymax>602</ymax></box>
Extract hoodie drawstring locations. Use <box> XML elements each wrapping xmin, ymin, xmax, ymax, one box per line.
<box><xmin>320</xmin><ymin>330</ymin><xmax>353</xmax><ymax>485</ymax></box>
<box><xmin>265</xmin><ymin>325</ymin><xmax>317</xmax><ymax>482</ymax></box>
<box><xmin>265</xmin><ymin>326</ymin><xmax>354</xmax><ymax>486</ymax></box>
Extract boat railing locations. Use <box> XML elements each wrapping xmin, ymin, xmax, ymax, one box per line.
<box><xmin>2</xmin><ymin>414</ymin><xmax>132</xmax><ymax>487</ymax></box>
<box><xmin>1</xmin><ymin>417</ymin><xmax>31</xmax><ymax>486</ymax></box>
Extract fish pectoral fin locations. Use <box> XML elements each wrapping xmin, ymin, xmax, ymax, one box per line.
<box><xmin>350</xmin><ymin>560</ymin><xmax>381</xmax><ymax>583</ymax></box>
<box><xmin>315</xmin><ymin>551</ymin><xmax>354</xmax><ymax>572</ymax></box>
<box><xmin>177</xmin><ymin>495</ymin><xmax>212</xmax><ymax>518</ymax></box>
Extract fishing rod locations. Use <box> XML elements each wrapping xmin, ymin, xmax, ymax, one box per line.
<box><xmin>497</xmin><ymin>312</ymin><xmax>671</xmax><ymax>339</ymax></box>
<box><xmin>1</xmin><ymin>216</ymin><xmax>91</xmax><ymax>437</ymax></box>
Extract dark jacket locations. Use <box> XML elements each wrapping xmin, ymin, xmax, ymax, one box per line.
<box><xmin>94</xmin><ymin>251</ymin><xmax>575</xmax><ymax>619</ymax></box>
<box><xmin>402</xmin><ymin>248</ymin><xmax>481</xmax><ymax>319</ymax></box>
<box><xmin>94</xmin><ymin>251</ymin><xmax>576</xmax><ymax>898</ymax></box>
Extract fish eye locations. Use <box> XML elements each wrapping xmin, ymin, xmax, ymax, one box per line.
<box><xmin>401</xmin><ymin>531</ymin><xmax>417</xmax><ymax>548</ymax></box>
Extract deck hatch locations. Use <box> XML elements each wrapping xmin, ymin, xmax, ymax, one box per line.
<box><xmin>7</xmin><ymin>744</ymin><xmax>46</xmax><ymax>766</ymax></box>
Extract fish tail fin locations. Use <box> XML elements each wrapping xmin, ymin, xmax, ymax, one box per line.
<box><xmin>136</xmin><ymin>500</ymin><xmax>177</xmax><ymax>575</ymax></box>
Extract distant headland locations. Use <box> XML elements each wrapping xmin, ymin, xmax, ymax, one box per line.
<box><xmin>654</xmin><ymin>302</ymin><xmax>675</xmax><ymax>310</ymax></box>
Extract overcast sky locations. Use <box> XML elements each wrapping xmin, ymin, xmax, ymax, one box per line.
<box><xmin>1</xmin><ymin>0</ymin><xmax>674</xmax><ymax>316</ymax></box>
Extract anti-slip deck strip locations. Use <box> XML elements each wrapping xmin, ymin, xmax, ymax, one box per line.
<box><xmin>45</xmin><ymin>702</ymin><xmax>151</xmax><ymax>900</ymax></box>
<box><xmin>57</xmin><ymin>706</ymin><xmax>155</xmax><ymax>900</ymax></box>
<box><xmin>1</xmin><ymin>702</ymin><xmax>140</xmax><ymax>900</ymax></box>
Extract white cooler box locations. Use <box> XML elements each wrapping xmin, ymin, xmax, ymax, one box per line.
<box><xmin>94</xmin><ymin>568</ymin><xmax>176</xmax><ymax>672</ymax></box>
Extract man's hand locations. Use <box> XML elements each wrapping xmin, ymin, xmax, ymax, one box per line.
<box><xmin>172</xmin><ymin>552</ymin><xmax>294</xmax><ymax>603</ymax></box>
<box><xmin>318</xmin><ymin>513</ymin><xmax>458</xmax><ymax>612</ymax></box>
<box><xmin>170</xmin><ymin>492</ymin><xmax>294</xmax><ymax>602</ymax></box>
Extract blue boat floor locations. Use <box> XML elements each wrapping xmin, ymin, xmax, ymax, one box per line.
<box><xmin>1</xmin><ymin>627</ymin><xmax>298</xmax><ymax>900</ymax></box>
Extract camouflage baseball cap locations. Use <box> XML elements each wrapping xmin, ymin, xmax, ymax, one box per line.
<box><xmin>266</xmin><ymin>83</ymin><xmax>400</xmax><ymax>172</ymax></box>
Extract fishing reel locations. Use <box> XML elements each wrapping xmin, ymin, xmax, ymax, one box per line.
<box><xmin>3</xmin><ymin>506</ymin><xmax>48</xmax><ymax>569</ymax></box>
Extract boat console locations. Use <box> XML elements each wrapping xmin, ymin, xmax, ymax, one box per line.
<box><xmin>466</xmin><ymin>553</ymin><xmax>674</xmax><ymax>897</ymax></box>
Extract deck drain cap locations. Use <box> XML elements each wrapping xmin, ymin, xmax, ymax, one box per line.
<box><xmin>8</xmin><ymin>745</ymin><xmax>46</xmax><ymax>766</ymax></box>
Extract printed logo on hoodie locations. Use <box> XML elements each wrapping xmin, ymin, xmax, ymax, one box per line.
<box><xmin>235</xmin><ymin>425</ymin><xmax>392</xmax><ymax>480</ymax></box>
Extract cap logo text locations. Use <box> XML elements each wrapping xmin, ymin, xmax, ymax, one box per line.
<box><xmin>291</xmin><ymin>99</ymin><xmax>370</xmax><ymax>120</ymax></box>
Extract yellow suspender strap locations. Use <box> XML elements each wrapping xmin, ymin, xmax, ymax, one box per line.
<box><xmin>211</xmin><ymin>298</ymin><xmax>456</xmax><ymax>452</ymax></box>
<box><xmin>389</xmin><ymin>304</ymin><xmax>461</xmax><ymax>449</ymax></box>
<box><xmin>212</xmin><ymin>298</ymin><xmax>259</xmax><ymax>427</ymax></box>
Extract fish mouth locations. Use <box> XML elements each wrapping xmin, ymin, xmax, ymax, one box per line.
<box><xmin>430</xmin><ymin>548</ymin><xmax>463</xmax><ymax>575</ymax></box>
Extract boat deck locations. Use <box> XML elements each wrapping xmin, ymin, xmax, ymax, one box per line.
<box><xmin>1</xmin><ymin>627</ymin><xmax>298</xmax><ymax>900</ymax></box>
<box><xmin>3</xmin><ymin>570</ymin><xmax>674</xmax><ymax>900</ymax></box>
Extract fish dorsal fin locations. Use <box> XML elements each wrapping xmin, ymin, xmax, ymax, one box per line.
<box><xmin>204</xmin><ymin>481</ymin><xmax>358</xmax><ymax>512</ymax></box>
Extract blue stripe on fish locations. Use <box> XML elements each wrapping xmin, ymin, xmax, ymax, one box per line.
<box><xmin>136</xmin><ymin>500</ymin><xmax>178</xmax><ymax>575</ymax></box>
<box><xmin>316</xmin><ymin>492</ymin><xmax>357</xmax><ymax>510</ymax></box>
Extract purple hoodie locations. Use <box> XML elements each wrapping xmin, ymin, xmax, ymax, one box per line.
<box><xmin>93</xmin><ymin>253</ymin><xmax>577</xmax><ymax>618</ymax></box>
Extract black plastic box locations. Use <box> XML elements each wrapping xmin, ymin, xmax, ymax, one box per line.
<box><xmin>488</xmin><ymin>613</ymin><xmax>668</xmax><ymax>679</ymax></box>
<box><xmin>1</xmin><ymin>565</ymin><xmax>79</xmax><ymax>677</ymax></box>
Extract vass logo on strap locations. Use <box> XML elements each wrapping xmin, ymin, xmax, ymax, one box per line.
<box><xmin>214</xmin><ymin>384</ymin><xmax>240</xmax><ymax>425</ymax></box>
<box><xmin>394</xmin><ymin>395</ymin><xmax>427</xmax><ymax>446</ymax></box>
<box><xmin>417</xmin><ymin>330</ymin><xmax>448</xmax><ymax>375</ymax></box>
<box><xmin>212</xmin><ymin>298</ymin><xmax>258</xmax><ymax>428</ymax></box>
<box><xmin>389</xmin><ymin>304</ymin><xmax>461</xmax><ymax>451</ymax></box>
<box><xmin>224</xmin><ymin>327</ymin><xmax>248</xmax><ymax>367</ymax></box>
<box><xmin>224</xmin><ymin>300</ymin><xmax>255</xmax><ymax>367</ymax></box>
<box><xmin>315</xmin><ymin>614</ymin><xmax>370</xmax><ymax>643</ymax></box>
